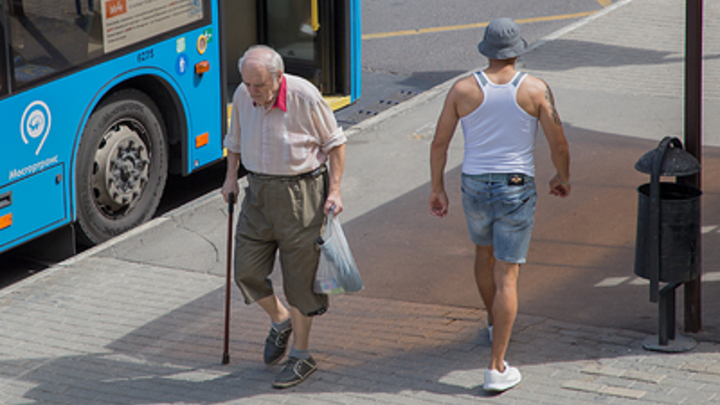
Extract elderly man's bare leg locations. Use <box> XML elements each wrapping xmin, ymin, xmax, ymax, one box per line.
<box><xmin>257</xmin><ymin>294</ymin><xmax>291</xmax><ymax>323</ymax></box>
<box><xmin>257</xmin><ymin>295</ymin><xmax>292</xmax><ymax>366</ymax></box>
<box><xmin>272</xmin><ymin>306</ymin><xmax>317</xmax><ymax>388</ymax></box>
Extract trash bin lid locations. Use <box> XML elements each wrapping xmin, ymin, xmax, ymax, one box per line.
<box><xmin>635</xmin><ymin>137</ymin><xmax>700</xmax><ymax>177</ymax></box>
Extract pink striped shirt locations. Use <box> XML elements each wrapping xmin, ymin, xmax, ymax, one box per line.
<box><xmin>223</xmin><ymin>74</ymin><xmax>346</xmax><ymax>176</ymax></box>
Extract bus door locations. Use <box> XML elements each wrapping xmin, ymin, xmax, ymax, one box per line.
<box><xmin>257</xmin><ymin>0</ymin><xmax>359</xmax><ymax>107</ymax></box>
<box><xmin>0</xmin><ymin>1</ymin><xmax>7</xmax><ymax>97</ymax></box>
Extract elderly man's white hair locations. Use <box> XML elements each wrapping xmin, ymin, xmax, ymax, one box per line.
<box><xmin>238</xmin><ymin>45</ymin><xmax>285</xmax><ymax>76</ymax></box>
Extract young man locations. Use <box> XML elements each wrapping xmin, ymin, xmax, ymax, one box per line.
<box><xmin>222</xmin><ymin>45</ymin><xmax>346</xmax><ymax>388</ymax></box>
<box><xmin>429</xmin><ymin>18</ymin><xmax>571</xmax><ymax>392</ymax></box>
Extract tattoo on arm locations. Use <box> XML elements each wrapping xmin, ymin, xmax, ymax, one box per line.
<box><xmin>545</xmin><ymin>86</ymin><xmax>562</xmax><ymax>126</ymax></box>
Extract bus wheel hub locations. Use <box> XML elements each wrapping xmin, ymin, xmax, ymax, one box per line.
<box><xmin>93</xmin><ymin>124</ymin><xmax>150</xmax><ymax>211</ymax></box>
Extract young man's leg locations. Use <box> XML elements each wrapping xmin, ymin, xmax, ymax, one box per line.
<box><xmin>474</xmin><ymin>245</ymin><xmax>496</xmax><ymax>327</ymax></box>
<box><xmin>480</xmin><ymin>179</ymin><xmax>534</xmax><ymax>391</ymax></box>
<box><xmin>488</xmin><ymin>260</ymin><xmax>519</xmax><ymax>371</ymax></box>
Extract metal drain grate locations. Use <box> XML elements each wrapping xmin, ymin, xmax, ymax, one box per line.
<box><xmin>338</xmin><ymin>90</ymin><xmax>417</xmax><ymax>125</ymax></box>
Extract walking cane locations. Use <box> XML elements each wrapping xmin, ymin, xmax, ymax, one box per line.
<box><xmin>222</xmin><ymin>192</ymin><xmax>235</xmax><ymax>365</ymax></box>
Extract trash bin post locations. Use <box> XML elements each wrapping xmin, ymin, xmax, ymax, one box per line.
<box><xmin>646</xmin><ymin>137</ymin><xmax>675</xmax><ymax>303</ymax></box>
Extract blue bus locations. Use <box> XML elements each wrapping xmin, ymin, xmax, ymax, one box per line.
<box><xmin>0</xmin><ymin>0</ymin><xmax>362</xmax><ymax>258</ymax></box>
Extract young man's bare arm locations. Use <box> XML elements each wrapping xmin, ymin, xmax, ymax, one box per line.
<box><xmin>536</xmin><ymin>81</ymin><xmax>570</xmax><ymax>197</ymax></box>
<box><xmin>429</xmin><ymin>82</ymin><xmax>463</xmax><ymax>217</ymax></box>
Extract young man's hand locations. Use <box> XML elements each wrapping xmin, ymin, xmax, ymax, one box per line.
<box><xmin>549</xmin><ymin>176</ymin><xmax>570</xmax><ymax>197</ymax></box>
<box><xmin>429</xmin><ymin>190</ymin><xmax>449</xmax><ymax>218</ymax></box>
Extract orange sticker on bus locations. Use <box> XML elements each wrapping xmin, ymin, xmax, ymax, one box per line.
<box><xmin>0</xmin><ymin>213</ymin><xmax>12</xmax><ymax>230</ymax></box>
<box><xmin>106</xmin><ymin>0</ymin><xmax>127</xmax><ymax>19</ymax></box>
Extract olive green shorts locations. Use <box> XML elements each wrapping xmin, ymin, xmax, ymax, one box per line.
<box><xmin>234</xmin><ymin>167</ymin><xmax>328</xmax><ymax>316</ymax></box>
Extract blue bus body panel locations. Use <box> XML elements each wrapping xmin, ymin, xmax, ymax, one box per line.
<box><xmin>1</xmin><ymin>84</ymin><xmax>79</xmax><ymax>251</ymax></box>
<box><xmin>0</xmin><ymin>21</ymin><xmax>223</xmax><ymax>253</ymax></box>
<box><xmin>0</xmin><ymin>165</ymin><xmax>67</xmax><ymax>250</ymax></box>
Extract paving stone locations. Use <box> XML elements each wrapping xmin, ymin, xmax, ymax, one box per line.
<box><xmin>620</xmin><ymin>369</ymin><xmax>665</xmax><ymax>384</ymax></box>
<box><xmin>562</xmin><ymin>379</ymin><xmax>647</xmax><ymax>400</ymax></box>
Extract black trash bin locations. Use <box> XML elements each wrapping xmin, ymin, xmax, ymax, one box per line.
<box><xmin>633</xmin><ymin>136</ymin><xmax>701</xmax><ymax>351</ymax></box>
<box><xmin>635</xmin><ymin>182</ymin><xmax>701</xmax><ymax>283</ymax></box>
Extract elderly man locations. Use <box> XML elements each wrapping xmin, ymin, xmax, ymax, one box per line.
<box><xmin>429</xmin><ymin>18</ymin><xmax>570</xmax><ymax>392</ymax></box>
<box><xmin>221</xmin><ymin>45</ymin><xmax>346</xmax><ymax>388</ymax></box>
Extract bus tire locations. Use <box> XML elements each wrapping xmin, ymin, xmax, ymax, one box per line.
<box><xmin>76</xmin><ymin>89</ymin><xmax>168</xmax><ymax>245</ymax></box>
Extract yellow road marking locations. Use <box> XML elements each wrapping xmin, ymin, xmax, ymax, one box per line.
<box><xmin>362</xmin><ymin>11</ymin><xmax>596</xmax><ymax>40</ymax></box>
<box><xmin>597</xmin><ymin>0</ymin><xmax>613</xmax><ymax>7</ymax></box>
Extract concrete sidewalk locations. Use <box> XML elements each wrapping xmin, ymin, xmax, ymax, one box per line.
<box><xmin>2</xmin><ymin>0</ymin><xmax>720</xmax><ymax>403</ymax></box>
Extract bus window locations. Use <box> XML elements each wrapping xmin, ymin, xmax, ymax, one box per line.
<box><xmin>0</xmin><ymin>2</ymin><xmax>7</xmax><ymax>96</ymax></box>
<box><xmin>8</xmin><ymin>0</ymin><xmax>102</xmax><ymax>88</ymax></box>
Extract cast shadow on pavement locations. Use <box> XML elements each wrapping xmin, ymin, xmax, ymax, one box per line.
<box><xmin>342</xmin><ymin>124</ymin><xmax>720</xmax><ymax>341</ymax></box>
<box><xmin>520</xmin><ymin>38</ymin><xmax>720</xmax><ymax>71</ymax></box>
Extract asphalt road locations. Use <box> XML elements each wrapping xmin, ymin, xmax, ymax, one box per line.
<box><xmin>337</xmin><ymin>0</ymin><xmax>614</xmax><ymax>124</ymax></box>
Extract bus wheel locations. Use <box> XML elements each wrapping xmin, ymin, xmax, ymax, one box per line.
<box><xmin>76</xmin><ymin>89</ymin><xmax>168</xmax><ymax>245</ymax></box>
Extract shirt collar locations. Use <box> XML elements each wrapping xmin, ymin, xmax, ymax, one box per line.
<box><xmin>270</xmin><ymin>75</ymin><xmax>287</xmax><ymax>112</ymax></box>
<box><xmin>250</xmin><ymin>75</ymin><xmax>287</xmax><ymax>112</ymax></box>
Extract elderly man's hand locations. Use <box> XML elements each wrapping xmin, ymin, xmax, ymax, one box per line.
<box><xmin>221</xmin><ymin>177</ymin><xmax>239</xmax><ymax>204</ymax></box>
<box><xmin>325</xmin><ymin>191</ymin><xmax>343</xmax><ymax>215</ymax></box>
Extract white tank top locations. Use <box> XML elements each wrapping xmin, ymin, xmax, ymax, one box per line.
<box><xmin>460</xmin><ymin>71</ymin><xmax>539</xmax><ymax>176</ymax></box>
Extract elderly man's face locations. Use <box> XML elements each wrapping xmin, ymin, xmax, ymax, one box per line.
<box><xmin>241</xmin><ymin>63</ymin><xmax>281</xmax><ymax>108</ymax></box>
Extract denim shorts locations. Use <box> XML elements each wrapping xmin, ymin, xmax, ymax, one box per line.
<box><xmin>461</xmin><ymin>173</ymin><xmax>537</xmax><ymax>264</ymax></box>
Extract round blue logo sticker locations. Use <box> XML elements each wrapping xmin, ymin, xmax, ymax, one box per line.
<box><xmin>20</xmin><ymin>100</ymin><xmax>52</xmax><ymax>156</ymax></box>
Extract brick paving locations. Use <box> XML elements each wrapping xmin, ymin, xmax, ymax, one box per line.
<box><xmin>3</xmin><ymin>255</ymin><xmax>720</xmax><ymax>403</ymax></box>
<box><xmin>2</xmin><ymin>0</ymin><xmax>720</xmax><ymax>403</ymax></box>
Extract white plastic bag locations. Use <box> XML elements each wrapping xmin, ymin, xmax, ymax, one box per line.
<box><xmin>313</xmin><ymin>211</ymin><xmax>363</xmax><ymax>295</ymax></box>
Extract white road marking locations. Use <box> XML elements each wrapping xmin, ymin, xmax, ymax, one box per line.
<box><xmin>595</xmin><ymin>277</ymin><xmax>630</xmax><ymax>287</ymax></box>
<box><xmin>702</xmin><ymin>225</ymin><xmax>718</xmax><ymax>234</ymax></box>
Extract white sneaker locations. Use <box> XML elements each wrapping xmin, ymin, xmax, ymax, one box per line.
<box><xmin>483</xmin><ymin>362</ymin><xmax>522</xmax><ymax>392</ymax></box>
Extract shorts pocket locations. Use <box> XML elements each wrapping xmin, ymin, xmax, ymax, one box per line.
<box><xmin>292</xmin><ymin>176</ymin><xmax>325</xmax><ymax>228</ymax></box>
<box><xmin>499</xmin><ymin>184</ymin><xmax>537</xmax><ymax>223</ymax></box>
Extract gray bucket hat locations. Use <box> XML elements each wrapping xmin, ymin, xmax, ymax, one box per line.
<box><xmin>477</xmin><ymin>18</ymin><xmax>528</xmax><ymax>60</ymax></box>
